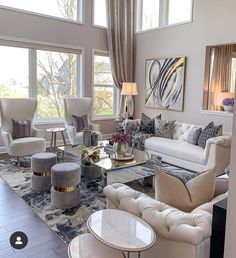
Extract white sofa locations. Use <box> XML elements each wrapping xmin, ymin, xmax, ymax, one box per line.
<box><xmin>104</xmin><ymin>183</ymin><xmax>227</xmax><ymax>258</ymax></box>
<box><xmin>125</xmin><ymin>120</ymin><xmax>231</xmax><ymax>176</ymax></box>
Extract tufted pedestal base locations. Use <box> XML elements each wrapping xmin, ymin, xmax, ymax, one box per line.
<box><xmin>51</xmin><ymin>186</ymin><xmax>80</xmax><ymax>209</ymax></box>
<box><xmin>81</xmin><ymin>164</ymin><xmax>101</xmax><ymax>179</ymax></box>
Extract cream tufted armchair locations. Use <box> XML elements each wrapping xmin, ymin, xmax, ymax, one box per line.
<box><xmin>0</xmin><ymin>98</ymin><xmax>46</xmax><ymax>166</ymax></box>
<box><xmin>64</xmin><ymin>98</ymin><xmax>102</xmax><ymax>145</ymax></box>
<box><xmin>104</xmin><ymin>183</ymin><xmax>227</xmax><ymax>258</ymax></box>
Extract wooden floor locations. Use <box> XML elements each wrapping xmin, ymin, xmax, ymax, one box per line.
<box><xmin>0</xmin><ymin>177</ymin><xmax>68</xmax><ymax>258</ymax></box>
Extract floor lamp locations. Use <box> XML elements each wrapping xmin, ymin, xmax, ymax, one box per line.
<box><xmin>121</xmin><ymin>82</ymin><xmax>138</xmax><ymax>119</ymax></box>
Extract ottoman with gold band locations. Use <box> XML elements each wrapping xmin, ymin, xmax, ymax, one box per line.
<box><xmin>31</xmin><ymin>152</ymin><xmax>57</xmax><ymax>191</ymax></box>
<box><xmin>51</xmin><ymin>162</ymin><xmax>81</xmax><ymax>209</ymax></box>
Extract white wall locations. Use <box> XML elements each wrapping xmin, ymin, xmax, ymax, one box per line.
<box><xmin>0</xmin><ymin>0</ymin><xmax>116</xmax><ymax>148</ymax></box>
<box><xmin>134</xmin><ymin>0</ymin><xmax>236</xmax><ymax>132</ymax></box>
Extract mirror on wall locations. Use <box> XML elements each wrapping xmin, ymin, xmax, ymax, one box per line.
<box><xmin>202</xmin><ymin>43</ymin><xmax>236</xmax><ymax>112</ymax></box>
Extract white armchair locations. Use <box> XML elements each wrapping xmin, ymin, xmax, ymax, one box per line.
<box><xmin>104</xmin><ymin>183</ymin><xmax>228</xmax><ymax>258</ymax></box>
<box><xmin>63</xmin><ymin>97</ymin><xmax>102</xmax><ymax>145</ymax></box>
<box><xmin>0</xmin><ymin>98</ymin><xmax>46</xmax><ymax>165</ymax></box>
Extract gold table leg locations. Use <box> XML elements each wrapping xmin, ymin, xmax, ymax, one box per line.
<box><xmin>53</xmin><ymin>132</ymin><xmax>57</xmax><ymax>153</ymax></box>
<box><xmin>61</xmin><ymin>131</ymin><xmax>66</xmax><ymax>146</ymax></box>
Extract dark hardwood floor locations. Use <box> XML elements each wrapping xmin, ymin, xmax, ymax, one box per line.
<box><xmin>0</xmin><ymin>177</ymin><xmax>68</xmax><ymax>258</ymax></box>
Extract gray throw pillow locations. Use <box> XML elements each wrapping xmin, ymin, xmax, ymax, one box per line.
<box><xmin>154</xmin><ymin>119</ymin><xmax>176</xmax><ymax>139</ymax></box>
<box><xmin>197</xmin><ymin>122</ymin><xmax>223</xmax><ymax>148</ymax></box>
<box><xmin>72</xmin><ymin>114</ymin><xmax>88</xmax><ymax>132</ymax></box>
<box><xmin>141</xmin><ymin>113</ymin><xmax>161</xmax><ymax>134</ymax></box>
<box><xmin>187</xmin><ymin>127</ymin><xmax>202</xmax><ymax>145</ymax></box>
<box><xmin>12</xmin><ymin>119</ymin><xmax>31</xmax><ymax>139</ymax></box>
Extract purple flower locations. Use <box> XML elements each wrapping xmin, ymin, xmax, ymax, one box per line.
<box><xmin>111</xmin><ymin>133</ymin><xmax>129</xmax><ymax>144</ymax></box>
<box><xmin>222</xmin><ymin>98</ymin><xmax>234</xmax><ymax>106</ymax></box>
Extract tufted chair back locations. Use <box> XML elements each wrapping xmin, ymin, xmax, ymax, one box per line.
<box><xmin>64</xmin><ymin>97</ymin><xmax>92</xmax><ymax>126</ymax></box>
<box><xmin>0</xmin><ymin>98</ymin><xmax>37</xmax><ymax>134</ymax></box>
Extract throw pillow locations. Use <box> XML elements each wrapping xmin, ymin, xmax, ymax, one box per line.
<box><xmin>197</xmin><ymin>122</ymin><xmax>222</xmax><ymax>148</ymax></box>
<box><xmin>72</xmin><ymin>114</ymin><xmax>88</xmax><ymax>132</ymax></box>
<box><xmin>154</xmin><ymin>119</ymin><xmax>175</xmax><ymax>139</ymax></box>
<box><xmin>155</xmin><ymin>168</ymin><xmax>216</xmax><ymax>212</ymax></box>
<box><xmin>141</xmin><ymin>113</ymin><xmax>161</xmax><ymax>134</ymax></box>
<box><xmin>12</xmin><ymin>119</ymin><xmax>31</xmax><ymax>139</ymax></box>
<box><xmin>186</xmin><ymin>127</ymin><xmax>202</xmax><ymax>145</ymax></box>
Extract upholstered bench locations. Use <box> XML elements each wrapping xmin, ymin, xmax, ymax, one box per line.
<box><xmin>51</xmin><ymin>162</ymin><xmax>81</xmax><ymax>209</ymax></box>
<box><xmin>31</xmin><ymin>152</ymin><xmax>57</xmax><ymax>191</ymax></box>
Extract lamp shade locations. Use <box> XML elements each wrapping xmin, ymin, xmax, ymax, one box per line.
<box><xmin>121</xmin><ymin>82</ymin><xmax>138</xmax><ymax>96</ymax></box>
<box><xmin>212</xmin><ymin>92</ymin><xmax>234</xmax><ymax>105</ymax></box>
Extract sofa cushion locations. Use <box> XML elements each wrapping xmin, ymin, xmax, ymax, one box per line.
<box><xmin>145</xmin><ymin>137</ymin><xmax>205</xmax><ymax>164</ymax></box>
<box><xmin>155</xmin><ymin>168</ymin><xmax>216</xmax><ymax>212</ymax></box>
<box><xmin>187</xmin><ymin>127</ymin><xmax>202</xmax><ymax>145</ymax></box>
<box><xmin>154</xmin><ymin>119</ymin><xmax>175</xmax><ymax>139</ymax></box>
<box><xmin>173</xmin><ymin>122</ymin><xmax>193</xmax><ymax>141</ymax></box>
<box><xmin>198</xmin><ymin>122</ymin><xmax>222</xmax><ymax>148</ymax></box>
<box><xmin>12</xmin><ymin>119</ymin><xmax>31</xmax><ymax>139</ymax></box>
<box><xmin>141</xmin><ymin>113</ymin><xmax>161</xmax><ymax>134</ymax></box>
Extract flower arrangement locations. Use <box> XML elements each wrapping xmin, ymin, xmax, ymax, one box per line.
<box><xmin>111</xmin><ymin>133</ymin><xmax>129</xmax><ymax>144</ymax></box>
<box><xmin>222</xmin><ymin>98</ymin><xmax>234</xmax><ymax>106</ymax></box>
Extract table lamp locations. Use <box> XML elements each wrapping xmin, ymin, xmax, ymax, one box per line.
<box><xmin>121</xmin><ymin>82</ymin><xmax>138</xmax><ymax>119</ymax></box>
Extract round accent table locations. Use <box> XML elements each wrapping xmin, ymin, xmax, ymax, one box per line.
<box><xmin>87</xmin><ymin>209</ymin><xmax>156</xmax><ymax>258</ymax></box>
<box><xmin>46</xmin><ymin>127</ymin><xmax>67</xmax><ymax>153</ymax></box>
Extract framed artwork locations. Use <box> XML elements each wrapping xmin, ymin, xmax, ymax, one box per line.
<box><xmin>145</xmin><ymin>56</ymin><xmax>186</xmax><ymax>111</ymax></box>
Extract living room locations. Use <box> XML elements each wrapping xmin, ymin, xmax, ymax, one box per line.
<box><xmin>0</xmin><ymin>0</ymin><xmax>236</xmax><ymax>258</ymax></box>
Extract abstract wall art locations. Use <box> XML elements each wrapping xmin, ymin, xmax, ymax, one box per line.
<box><xmin>145</xmin><ymin>57</ymin><xmax>186</xmax><ymax>111</ymax></box>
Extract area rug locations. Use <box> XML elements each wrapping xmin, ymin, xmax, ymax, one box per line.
<box><xmin>0</xmin><ymin>153</ymin><xmax>197</xmax><ymax>245</ymax></box>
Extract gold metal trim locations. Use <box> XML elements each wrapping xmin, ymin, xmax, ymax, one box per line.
<box><xmin>54</xmin><ymin>185</ymin><xmax>79</xmax><ymax>193</ymax></box>
<box><xmin>33</xmin><ymin>171</ymin><xmax>51</xmax><ymax>177</ymax></box>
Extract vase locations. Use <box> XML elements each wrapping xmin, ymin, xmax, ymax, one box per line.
<box><xmin>113</xmin><ymin>142</ymin><xmax>129</xmax><ymax>156</ymax></box>
<box><xmin>223</xmin><ymin>105</ymin><xmax>234</xmax><ymax>112</ymax></box>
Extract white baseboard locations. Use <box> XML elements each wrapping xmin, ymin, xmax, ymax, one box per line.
<box><xmin>0</xmin><ymin>134</ymin><xmax>113</xmax><ymax>154</ymax></box>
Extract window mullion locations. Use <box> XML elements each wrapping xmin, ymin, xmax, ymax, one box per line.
<box><xmin>29</xmin><ymin>49</ymin><xmax>37</xmax><ymax>98</ymax></box>
<box><xmin>159</xmin><ymin>0</ymin><xmax>168</xmax><ymax>27</ymax></box>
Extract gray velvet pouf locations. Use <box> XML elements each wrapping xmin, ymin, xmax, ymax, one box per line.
<box><xmin>51</xmin><ymin>162</ymin><xmax>81</xmax><ymax>209</ymax></box>
<box><xmin>31</xmin><ymin>152</ymin><xmax>57</xmax><ymax>191</ymax></box>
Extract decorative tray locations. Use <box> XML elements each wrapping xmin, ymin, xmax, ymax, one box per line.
<box><xmin>111</xmin><ymin>153</ymin><xmax>134</xmax><ymax>161</ymax></box>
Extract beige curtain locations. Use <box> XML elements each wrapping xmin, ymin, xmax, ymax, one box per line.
<box><xmin>107</xmin><ymin>0</ymin><xmax>135</xmax><ymax>116</ymax></box>
<box><xmin>210</xmin><ymin>45</ymin><xmax>233</xmax><ymax>110</ymax></box>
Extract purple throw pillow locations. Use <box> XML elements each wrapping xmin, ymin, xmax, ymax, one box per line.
<box><xmin>12</xmin><ymin>119</ymin><xmax>31</xmax><ymax>139</ymax></box>
<box><xmin>72</xmin><ymin>114</ymin><xmax>88</xmax><ymax>132</ymax></box>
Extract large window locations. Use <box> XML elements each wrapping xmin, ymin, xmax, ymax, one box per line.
<box><xmin>168</xmin><ymin>0</ymin><xmax>192</xmax><ymax>25</ymax></box>
<box><xmin>0</xmin><ymin>45</ymin><xmax>81</xmax><ymax>120</ymax></box>
<box><xmin>0</xmin><ymin>46</ymin><xmax>29</xmax><ymax>98</ymax></box>
<box><xmin>93</xmin><ymin>0</ymin><xmax>107</xmax><ymax>28</ymax></box>
<box><xmin>136</xmin><ymin>0</ymin><xmax>193</xmax><ymax>32</ymax></box>
<box><xmin>0</xmin><ymin>0</ymin><xmax>83</xmax><ymax>22</ymax></box>
<box><xmin>93</xmin><ymin>52</ymin><xmax>116</xmax><ymax>118</ymax></box>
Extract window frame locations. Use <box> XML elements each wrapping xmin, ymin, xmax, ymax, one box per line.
<box><xmin>0</xmin><ymin>40</ymin><xmax>84</xmax><ymax>123</ymax></box>
<box><xmin>92</xmin><ymin>49</ymin><xmax>118</xmax><ymax>120</ymax></box>
<box><xmin>135</xmin><ymin>0</ymin><xmax>194</xmax><ymax>34</ymax></box>
<box><xmin>0</xmin><ymin>0</ymin><xmax>85</xmax><ymax>25</ymax></box>
<box><xmin>92</xmin><ymin>0</ymin><xmax>108</xmax><ymax>29</ymax></box>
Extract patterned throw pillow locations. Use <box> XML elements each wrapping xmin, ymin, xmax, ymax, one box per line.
<box><xmin>186</xmin><ymin>127</ymin><xmax>202</xmax><ymax>145</ymax></box>
<box><xmin>12</xmin><ymin>119</ymin><xmax>31</xmax><ymax>139</ymax></box>
<box><xmin>72</xmin><ymin>114</ymin><xmax>88</xmax><ymax>132</ymax></box>
<box><xmin>197</xmin><ymin>122</ymin><xmax>223</xmax><ymax>148</ymax></box>
<box><xmin>141</xmin><ymin>113</ymin><xmax>161</xmax><ymax>134</ymax></box>
<box><xmin>154</xmin><ymin>119</ymin><xmax>176</xmax><ymax>139</ymax></box>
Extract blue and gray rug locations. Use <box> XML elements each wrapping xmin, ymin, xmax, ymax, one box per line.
<box><xmin>0</xmin><ymin>153</ymin><xmax>197</xmax><ymax>245</ymax></box>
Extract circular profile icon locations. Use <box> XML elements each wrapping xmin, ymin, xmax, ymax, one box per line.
<box><xmin>10</xmin><ymin>231</ymin><xmax>28</xmax><ymax>250</ymax></box>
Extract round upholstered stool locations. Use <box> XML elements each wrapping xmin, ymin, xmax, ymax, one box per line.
<box><xmin>31</xmin><ymin>152</ymin><xmax>57</xmax><ymax>191</ymax></box>
<box><xmin>51</xmin><ymin>162</ymin><xmax>81</xmax><ymax>209</ymax></box>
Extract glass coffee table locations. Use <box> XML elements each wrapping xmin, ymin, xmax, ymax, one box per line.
<box><xmin>87</xmin><ymin>209</ymin><xmax>156</xmax><ymax>258</ymax></box>
<box><xmin>58</xmin><ymin>141</ymin><xmax>160</xmax><ymax>187</ymax></box>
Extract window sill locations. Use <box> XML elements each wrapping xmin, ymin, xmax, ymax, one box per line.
<box><xmin>200</xmin><ymin>110</ymin><xmax>233</xmax><ymax>117</ymax></box>
<box><xmin>34</xmin><ymin>119</ymin><xmax>64</xmax><ymax>126</ymax></box>
<box><xmin>0</xmin><ymin>5</ymin><xmax>85</xmax><ymax>26</ymax></box>
<box><xmin>92</xmin><ymin>116</ymin><xmax>116</xmax><ymax>121</ymax></box>
<box><xmin>135</xmin><ymin>20</ymin><xmax>193</xmax><ymax>35</ymax></box>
